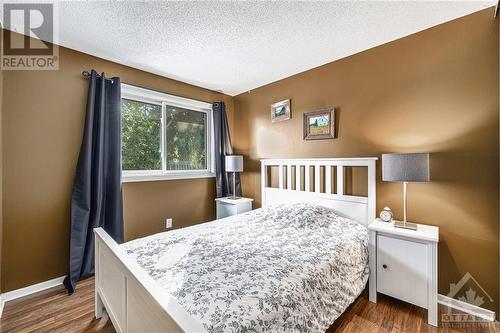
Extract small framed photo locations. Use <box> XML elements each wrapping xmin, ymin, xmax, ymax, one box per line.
<box><xmin>271</xmin><ymin>99</ymin><xmax>291</xmax><ymax>123</ymax></box>
<box><xmin>303</xmin><ymin>109</ymin><xmax>336</xmax><ymax>140</ymax></box>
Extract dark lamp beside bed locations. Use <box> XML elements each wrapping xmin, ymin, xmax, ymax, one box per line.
<box><xmin>382</xmin><ymin>153</ymin><xmax>430</xmax><ymax>231</ymax></box>
<box><xmin>225</xmin><ymin>155</ymin><xmax>243</xmax><ymax>200</ymax></box>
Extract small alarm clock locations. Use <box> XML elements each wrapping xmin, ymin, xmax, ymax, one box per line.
<box><xmin>379</xmin><ymin>206</ymin><xmax>393</xmax><ymax>222</ymax></box>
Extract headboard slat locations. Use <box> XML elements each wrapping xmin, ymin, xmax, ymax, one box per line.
<box><xmin>337</xmin><ymin>165</ymin><xmax>344</xmax><ymax>195</ymax></box>
<box><xmin>278</xmin><ymin>165</ymin><xmax>284</xmax><ymax>189</ymax></box>
<box><xmin>304</xmin><ymin>166</ymin><xmax>310</xmax><ymax>192</ymax></box>
<box><xmin>295</xmin><ymin>165</ymin><xmax>301</xmax><ymax>191</ymax></box>
<box><xmin>286</xmin><ymin>164</ymin><xmax>292</xmax><ymax>190</ymax></box>
<box><xmin>325</xmin><ymin>166</ymin><xmax>332</xmax><ymax>195</ymax></box>
<box><xmin>314</xmin><ymin>164</ymin><xmax>321</xmax><ymax>194</ymax></box>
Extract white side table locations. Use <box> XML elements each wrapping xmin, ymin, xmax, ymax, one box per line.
<box><xmin>215</xmin><ymin>197</ymin><xmax>253</xmax><ymax>219</ymax></box>
<box><xmin>368</xmin><ymin>219</ymin><xmax>439</xmax><ymax>326</ymax></box>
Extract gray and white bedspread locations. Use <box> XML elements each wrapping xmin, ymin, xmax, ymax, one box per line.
<box><xmin>123</xmin><ymin>203</ymin><xmax>369</xmax><ymax>332</ymax></box>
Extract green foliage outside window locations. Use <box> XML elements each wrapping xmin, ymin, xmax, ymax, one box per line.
<box><xmin>121</xmin><ymin>99</ymin><xmax>161</xmax><ymax>170</ymax></box>
<box><xmin>121</xmin><ymin>99</ymin><xmax>207</xmax><ymax>171</ymax></box>
<box><xmin>165</xmin><ymin>106</ymin><xmax>206</xmax><ymax>170</ymax></box>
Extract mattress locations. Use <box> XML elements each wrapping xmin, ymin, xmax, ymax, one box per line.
<box><xmin>122</xmin><ymin>203</ymin><xmax>369</xmax><ymax>332</ymax></box>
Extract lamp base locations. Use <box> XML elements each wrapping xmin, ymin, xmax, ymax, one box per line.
<box><xmin>227</xmin><ymin>196</ymin><xmax>241</xmax><ymax>200</ymax></box>
<box><xmin>394</xmin><ymin>220</ymin><xmax>417</xmax><ymax>231</ymax></box>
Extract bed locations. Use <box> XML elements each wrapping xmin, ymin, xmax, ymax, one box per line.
<box><xmin>94</xmin><ymin>158</ymin><xmax>377</xmax><ymax>333</ymax></box>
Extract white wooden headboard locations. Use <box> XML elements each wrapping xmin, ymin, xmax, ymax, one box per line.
<box><xmin>261</xmin><ymin>158</ymin><xmax>377</xmax><ymax>226</ymax></box>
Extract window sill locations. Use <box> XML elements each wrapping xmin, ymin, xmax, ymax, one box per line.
<box><xmin>122</xmin><ymin>172</ymin><xmax>216</xmax><ymax>183</ymax></box>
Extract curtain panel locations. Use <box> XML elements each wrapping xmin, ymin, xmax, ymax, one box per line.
<box><xmin>213</xmin><ymin>102</ymin><xmax>241</xmax><ymax>198</ymax></box>
<box><xmin>64</xmin><ymin>70</ymin><xmax>124</xmax><ymax>294</ymax></box>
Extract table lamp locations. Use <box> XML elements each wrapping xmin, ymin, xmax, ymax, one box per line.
<box><xmin>225</xmin><ymin>155</ymin><xmax>243</xmax><ymax>199</ymax></box>
<box><xmin>382</xmin><ymin>153</ymin><xmax>430</xmax><ymax>230</ymax></box>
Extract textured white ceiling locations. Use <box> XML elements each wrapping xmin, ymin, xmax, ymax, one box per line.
<box><xmin>8</xmin><ymin>1</ymin><xmax>499</xmax><ymax>95</ymax></box>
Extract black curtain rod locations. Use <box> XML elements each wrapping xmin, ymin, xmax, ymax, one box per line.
<box><xmin>81</xmin><ymin>70</ymin><xmax>217</xmax><ymax>105</ymax></box>
<box><xmin>81</xmin><ymin>70</ymin><xmax>113</xmax><ymax>80</ymax></box>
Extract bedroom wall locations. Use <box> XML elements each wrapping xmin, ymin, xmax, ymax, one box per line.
<box><xmin>233</xmin><ymin>8</ymin><xmax>500</xmax><ymax>313</ymax></box>
<box><xmin>1</xmin><ymin>37</ymin><xmax>233</xmax><ymax>292</ymax></box>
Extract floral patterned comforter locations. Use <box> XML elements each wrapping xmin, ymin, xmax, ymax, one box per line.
<box><xmin>123</xmin><ymin>203</ymin><xmax>369</xmax><ymax>333</ymax></box>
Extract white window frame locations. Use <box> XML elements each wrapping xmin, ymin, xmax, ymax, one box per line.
<box><xmin>121</xmin><ymin>83</ymin><xmax>215</xmax><ymax>182</ymax></box>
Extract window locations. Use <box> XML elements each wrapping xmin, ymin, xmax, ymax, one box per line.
<box><xmin>122</xmin><ymin>99</ymin><xmax>162</xmax><ymax>171</ymax></box>
<box><xmin>121</xmin><ymin>84</ymin><xmax>214</xmax><ymax>181</ymax></box>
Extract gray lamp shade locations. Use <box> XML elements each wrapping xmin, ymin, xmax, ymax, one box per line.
<box><xmin>225</xmin><ymin>155</ymin><xmax>243</xmax><ymax>172</ymax></box>
<box><xmin>382</xmin><ymin>153</ymin><xmax>430</xmax><ymax>182</ymax></box>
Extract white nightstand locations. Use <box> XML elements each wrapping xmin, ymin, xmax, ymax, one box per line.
<box><xmin>215</xmin><ymin>197</ymin><xmax>253</xmax><ymax>219</ymax></box>
<box><xmin>368</xmin><ymin>219</ymin><xmax>439</xmax><ymax>326</ymax></box>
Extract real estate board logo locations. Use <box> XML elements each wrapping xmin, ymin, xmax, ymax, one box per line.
<box><xmin>1</xmin><ymin>2</ymin><xmax>58</xmax><ymax>70</ymax></box>
<box><xmin>441</xmin><ymin>272</ymin><xmax>494</xmax><ymax>324</ymax></box>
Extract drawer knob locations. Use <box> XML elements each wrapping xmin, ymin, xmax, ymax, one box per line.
<box><xmin>382</xmin><ymin>264</ymin><xmax>388</xmax><ymax>269</ymax></box>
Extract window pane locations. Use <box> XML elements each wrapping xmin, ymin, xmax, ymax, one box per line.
<box><xmin>165</xmin><ymin>105</ymin><xmax>206</xmax><ymax>170</ymax></box>
<box><xmin>121</xmin><ymin>99</ymin><xmax>162</xmax><ymax>170</ymax></box>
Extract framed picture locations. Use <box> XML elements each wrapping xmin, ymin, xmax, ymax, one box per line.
<box><xmin>271</xmin><ymin>99</ymin><xmax>291</xmax><ymax>123</ymax></box>
<box><xmin>303</xmin><ymin>109</ymin><xmax>335</xmax><ymax>140</ymax></box>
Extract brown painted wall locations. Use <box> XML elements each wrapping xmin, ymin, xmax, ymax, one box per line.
<box><xmin>1</xmin><ymin>41</ymin><xmax>233</xmax><ymax>292</ymax></box>
<box><xmin>233</xmin><ymin>9</ymin><xmax>499</xmax><ymax>312</ymax></box>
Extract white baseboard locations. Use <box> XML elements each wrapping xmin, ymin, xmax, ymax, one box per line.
<box><xmin>0</xmin><ymin>295</ymin><xmax>4</xmax><ymax>318</ymax></box>
<box><xmin>438</xmin><ymin>294</ymin><xmax>496</xmax><ymax>322</ymax></box>
<box><xmin>1</xmin><ymin>276</ymin><xmax>65</xmax><ymax>304</ymax></box>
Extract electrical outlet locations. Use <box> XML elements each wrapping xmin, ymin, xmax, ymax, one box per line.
<box><xmin>165</xmin><ymin>218</ymin><xmax>173</xmax><ymax>229</ymax></box>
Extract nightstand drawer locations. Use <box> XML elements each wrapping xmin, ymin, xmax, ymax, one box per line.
<box><xmin>216</xmin><ymin>203</ymin><xmax>237</xmax><ymax>219</ymax></box>
<box><xmin>377</xmin><ymin>235</ymin><xmax>428</xmax><ymax>308</ymax></box>
<box><xmin>215</xmin><ymin>197</ymin><xmax>253</xmax><ymax>219</ymax></box>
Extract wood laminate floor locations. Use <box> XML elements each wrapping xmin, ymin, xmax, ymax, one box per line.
<box><xmin>1</xmin><ymin>277</ymin><xmax>498</xmax><ymax>333</ymax></box>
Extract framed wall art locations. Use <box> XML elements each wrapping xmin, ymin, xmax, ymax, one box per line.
<box><xmin>271</xmin><ymin>99</ymin><xmax>291</xmax><ymax>123</ymax></box>
<box><xmin>303</xmin><ymin>109</ymin><xmax>335</xmax><ymax>140</ymax></box>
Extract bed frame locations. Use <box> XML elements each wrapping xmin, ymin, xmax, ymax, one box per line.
<box><xmin>94</xmin><ymin>157</ymin><xmax>377</xmax><ymax>332</ymax></box>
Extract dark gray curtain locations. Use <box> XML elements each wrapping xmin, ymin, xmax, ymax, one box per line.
<box><xmin>63</xmin><ymin>70</ymin><xmax>124</xmax><ymax>294</ymax></box>
<box><xmin>213</xmin><ymin>101</ymin><xmax>241</xmax><ymax>198</ymax></box>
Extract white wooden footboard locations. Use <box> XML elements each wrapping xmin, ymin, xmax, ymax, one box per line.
<box><xmin>94</xmin><ymin>228</ymin><xmax>206</xmax><ymax>333</ymax></box>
